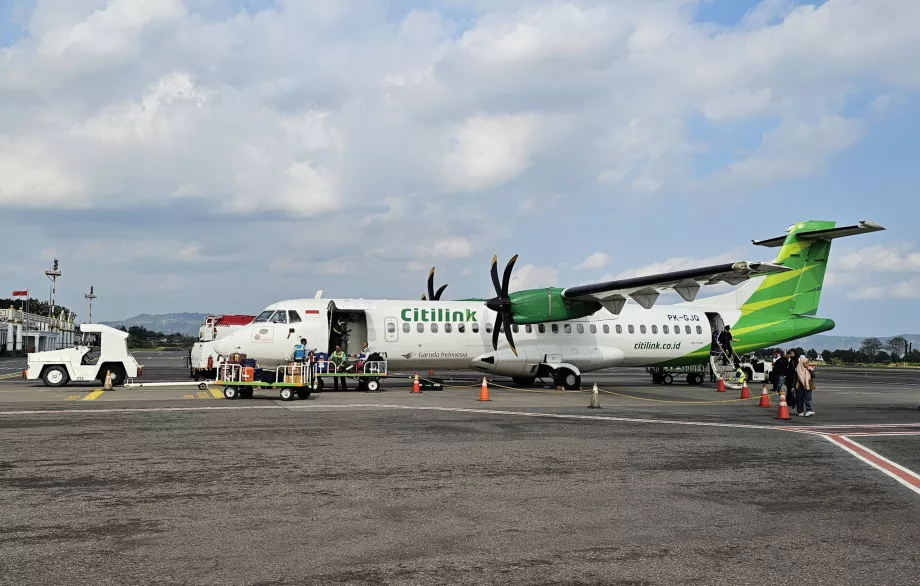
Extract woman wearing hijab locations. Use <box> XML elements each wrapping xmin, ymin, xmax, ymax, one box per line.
<box><xmin>795</xmin><ymin>355</ymin><xmax>816</xmax><ymax>417</ymax></box>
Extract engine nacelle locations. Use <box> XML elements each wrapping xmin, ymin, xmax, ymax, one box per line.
<box><xmin>507</xmin><ymin>288</ymin><xmax>601</xmax><ymax>324</ymax></box>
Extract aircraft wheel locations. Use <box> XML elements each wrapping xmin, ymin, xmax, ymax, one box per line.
<box><xmin>554</xmin><ymin>369</ymin><xmax>581</xmax><ymax>390</ymax></box>
<box><xmin>223</xmin><ymin>386</ymin><xmax>238</xmax><ymax>400</ymax></box>
<box><xmin>280</xmin><ymin>388</ymin><xmax>294</xmax><ymax>401</ymax></box>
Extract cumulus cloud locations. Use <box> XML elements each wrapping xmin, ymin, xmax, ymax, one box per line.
<box><xmin>0</xmin><ymin>0</ymin><xmax>917</xmax><ymax>319</ymax></box>
<box><xmin>508</xmin><ymin>264</ymin><xmax>559</xmax><ymax>290</ymax></box>
<box><xmin>578</xmin><ymin>252</ymin><xmax>609</xmax><ymax>270</ymax></box>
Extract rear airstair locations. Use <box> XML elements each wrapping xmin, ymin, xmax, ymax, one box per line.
<box><xmin>710</xmin><ymin>352</ymin><xmax>745</xmax><ymax>390</ymax></box>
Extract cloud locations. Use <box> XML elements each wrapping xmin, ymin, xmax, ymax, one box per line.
<box><xmin>0</xmin><ymin>0</ymin><xmax>917</xmax><ymax>321</ymax></box>
<box><xmin>848</xmin><ymin>277</ymin><xmax>920</xmax><ymax>300</ymax></box>
<box><xmin>833</xmin><ymin>243</ymin><xmax>920</xmax><ymax>273</ymax></box>
<box><xmin>508</xmin><ymin>264</ymin><xmax>559</xmax><ymax>290</ymax></box>
<box><xmin>598</xmin><ymin>248</ymin><xmax>748</xmax><ymax>281</ymax></box>
<box><xmin>578</xmin><ymin>252</ymin><xmax>609</xmax><ymax>270</ymax></box>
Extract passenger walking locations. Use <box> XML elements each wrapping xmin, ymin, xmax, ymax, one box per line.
<box><xmin>718</xmin><ymin>326</ymin><xmax>735</xmax><ymax>365</ymax></box>
<box><xmin>795</xmin><ymin>355</ymin><xmax>816</xmax><ymax>417</ymax></box>
<box><xmin>771</xmin><ymin>349</ymin><xmax>785</xmax><ymax>393</ymax></box>
<box><xmin>783</xmin><ymin>350</ymin><xmax>797</xmax><ymax>405</ymax></box>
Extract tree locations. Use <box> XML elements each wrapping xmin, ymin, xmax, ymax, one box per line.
<box><xmin>807</xmin><ymin>349</ymin><xmax>818</xmax><ymax>360</ymax></box>
<box><xmin>821</xmin><ymin>350</ymin><xmax>832</xmax><ymax>363</ymax></box>
<box><xmin>887</xmin><ymin>336</ymin><xmax>908</xmax><ymax>361</ymax></box>
<box><xmin>860</xmin><ymin>338</ymin><xmax>883</xmax><ymax>362</ymax></box>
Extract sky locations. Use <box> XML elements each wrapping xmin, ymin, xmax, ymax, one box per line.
<box><xmin>1</xmin><ymin>0</ymin><xmax>919</xmax><ymax>336</ymax></box>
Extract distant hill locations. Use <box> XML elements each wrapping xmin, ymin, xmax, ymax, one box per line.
<box><xmin>101</xmin><ymin>313</ymin><xmax>208</xmax><ymax>337</ymax></box>
<box><xmin>790</xmin><ymin>334</ymin><xmax>920</xmax><ymax>353</ymax></box>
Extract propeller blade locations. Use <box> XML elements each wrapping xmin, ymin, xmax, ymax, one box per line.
<box><xmin>503</xmin><ymin>314</ymin><xmax>518</xmax><ymax>356</ymax></box>
<box><xmin>427</xmin><ymin>267</ymin><xmax>436</xmax><ymax>301</ymax></box>
<box><xmin>490</xmin><ymin>255</ymin><xmax>501</xmax><ymax>295</ymax></box>
<box><xmin>501</xmin><ymin>254</ymin><xmax>518</xmax><ymax>296</ymax></box>
<box><xmin>435</xmin><ymin>284</ymin><xmax>448</xmax><ymax>300</ymax></box>
<box><xmin>492</xmin><ymin>311</ymin><xmax>502</xmax><ymax>351</ymax></box>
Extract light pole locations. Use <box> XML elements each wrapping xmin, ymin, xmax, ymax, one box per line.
<box><xmin>85</xmin><ymin>286</ymin><xmax>96</xmax><ymax>324</ymax></box>
<box><xmin>44</xmin><ymin>258</ymin><xmax>61</xmax><ymax>333</ymax></box>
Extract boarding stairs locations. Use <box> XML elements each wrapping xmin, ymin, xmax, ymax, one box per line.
<box><xmin>709</xmin><ymin>348</ymin><xmax>745</xmax><ymax>390</ymax></box>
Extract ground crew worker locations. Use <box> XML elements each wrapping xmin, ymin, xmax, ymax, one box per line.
<box><xmin>331</xmin><ymin>345</ymin><xmax>348</xmax><ymax>391</ymax></box>
<box><xmin>355</xmin><ymin>341</ymin><xmax>371</xmax><ymax>373</ymax></box>
<box><xmin>292</xmin><ymin>338</ymin><xmax>308</xmax><ymax>363</ymax></box>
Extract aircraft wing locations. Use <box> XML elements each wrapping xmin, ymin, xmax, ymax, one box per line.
<box><xmin>561</xmin><ymin>261</ymin><xmax>791</xmax><ymax>314</ymax></box>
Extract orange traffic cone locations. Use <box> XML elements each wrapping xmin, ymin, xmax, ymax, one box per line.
<box><xmin>758</xmin><ymin>383</ymin><xmax>771</xmax><ymax>408</ymax></box>
<box><xmin>103</xmin><ymin>370</ymin><xmax>113</xmax><ymax>390</ymax></box>
<box><xmin>775</xmin><ymin>390</ymin><xmax>791</xmax><ymax>420</ymax></box>
<box><xmin>478</xmin><ymin>377</ymin><xmax>491</xmax><ymax>401</ymax></box>
<box><xmin>716</xmin><ymin>376</ymin><xmax>725</xmax><ymax>393</ymax></box>
<box><xmin>411</xmin><ymin>374</ymin><xmax>421</xmax><ymax>394</ymax></box>
<box><xmin>739</xmin><ymin>380</ymin><xmax>750</xmax><ymax>399</ymax></box>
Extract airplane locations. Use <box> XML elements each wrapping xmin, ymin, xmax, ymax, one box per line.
<box><xmin>213</xmin><ymin>220</ymin><xmax>884</xmax><ymax>389</ymax></box>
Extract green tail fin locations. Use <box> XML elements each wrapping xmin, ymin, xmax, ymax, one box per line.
<box><xmin>740</xmin><ymin>220</ymin><xmax>836</xmax><ymax>316</ymax></box>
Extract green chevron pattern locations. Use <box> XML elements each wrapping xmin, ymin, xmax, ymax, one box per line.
<box><xmin>659</xmin><ymin>220</ymin><xmax>841</xmax><ymax>366</ymax></box>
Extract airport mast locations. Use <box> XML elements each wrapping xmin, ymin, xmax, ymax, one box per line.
<box><xmin>84</xmin><ymin>286</ymin><xmax>96</xmax><ymax>324</ymax></box>
<box><xmin>45</xmin><ymin>258</ymin><xmax>60</xmax><ymax>332</ymax></box>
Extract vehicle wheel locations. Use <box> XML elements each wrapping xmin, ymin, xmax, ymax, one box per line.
<box><xmin>98</xmin><ymin>365</ymin><xmax>126</xmax><ymax>386</ymax></box>
<box><xmin>554</xmin><ymin>369</ymin><xmax>581</xmax><ymax>390</ymax></box>
<box><xmin>198</xmin><ymin>382</ymin><xmax>207</xmax><ymax>391</ymax></box>
<box><xmin>223</xmin><ymin>386</ymin><xmax>238</xmax><ymax>400</ymax></box>
<box><xmin>296</xmin><ymin>389</ymin><xmax>311</xmax><ymax>400</ymax></box>
<box><xmin>313</xmin><ymin>378</ymin><xmax>324</xmax><ymax>392</ymax></box>
<box><xmin>366</xmin><ymin>379</ymin><xmax>380</xmax><ymax>392</ymax></box>
<box><xmin>42</xmin><ymin>365</ymin><xmax>69</xmax><ymax>387</ymax></box>
<box><xmin>512</xmin><ymin>376</ymin><xmax>536</xmax><ymax>386</ymax></box>
<box><xmin>280</xmin><ymin>388</ymin><xmax>294</xmax><ymax>401</ymax></box>
<box><xmin>663</xmin><ymin>373</ymin><xmax>673</xmax><ymax>385</ymax></box>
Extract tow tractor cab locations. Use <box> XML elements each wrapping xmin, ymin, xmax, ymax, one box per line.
<box><xmin>25</xmin><ymin>323</ymin><xmax>142</xmax><ymax>387</ymax></box>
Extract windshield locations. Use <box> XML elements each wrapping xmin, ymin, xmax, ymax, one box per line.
<box><xmin>79</xmin><ymin>333</ymin><xmax>101</xmax><ymax>347</ymax></box>
<box><xmin>253</xmin><ymin>310</ymin><xmax>274</xmax><ymax>323</ymax></box>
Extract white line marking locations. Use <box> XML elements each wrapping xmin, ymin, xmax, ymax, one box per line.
<box><xmin>823</xmin><ymin>435</ymin><xmax>920</xmax><ymax>497</ymax></box>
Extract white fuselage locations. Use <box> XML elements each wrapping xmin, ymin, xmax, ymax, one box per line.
<box><xmin>212</xmin><ymin>298</ymin><xmax>741</xmax><ymax>379</ymax></box>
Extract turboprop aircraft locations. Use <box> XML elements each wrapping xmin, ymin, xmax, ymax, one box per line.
<box><xmin>213</xmin><ymin>220</ymin><xmax>884</xmax><ymax>389</ymax></box>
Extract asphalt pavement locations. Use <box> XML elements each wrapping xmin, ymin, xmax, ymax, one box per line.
<box><xmin>1</xmin><ymin>352</ymin><xmax>919</xmax><ymax>585</ymax></box>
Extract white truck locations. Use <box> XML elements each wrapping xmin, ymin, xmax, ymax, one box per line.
<box><xmin>187</xmin><ymin>314</ymin><xmax>255</xmax><ymax>381</ymax></box>
<box><xmin>25</xmin><ymin>323</ymin><xmax>142</xmax><ymax>387</ymax></box>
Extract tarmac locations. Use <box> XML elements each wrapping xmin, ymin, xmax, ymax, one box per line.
<box><xmin>1</xmin><ymin>351</ymin><xmax>918</xmax><ymax>585</ymax></box>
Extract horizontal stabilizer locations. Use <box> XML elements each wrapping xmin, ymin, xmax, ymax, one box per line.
<box><xmin>753</xmin><ymin>220</ymin><xmax>885</xmax><ymax>248</ymax></box>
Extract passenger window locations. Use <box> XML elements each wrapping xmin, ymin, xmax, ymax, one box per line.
<box><xmin>564</xmin><ymin>324</ymin><xmax>571</xmax><ymax>333</ymax></box>
<box><xmin>538</xmin><ymin>324</ymin><xmax>545</xmax><ymax>333</ymax></box>
<box><xmin>499</xmin><ymin>324</ymin><xmax>504</xmax><ymax>333</ymax></box>
<box><xmin>472</xmin><ymin>323</ymin><xmax>479</xmax><ymax>333</ymax></box>
<box><xmin>288</xmin><ymin>310</ymin><xmax>302</xmax><ymax>323</ymax></box>
<box><xmin>525</xmin><ymin>325</ymin><xmax>532</xmax><ymax>333</ymax></box>
<box><xmin>552</xmin><ymin>324</ymin><xmax>559</xmax><ymax>333</ymax></box>
<box><xmin>577</xmin><ymin>324</ymin><xmax>584</xmax><ymax>334</ymax></box>
<box><xmin>403</xmin><ymin>323</ymin><xmax>410</xmax><ymax>333</ymax></box>
<box><xmin>628</xmin><ymin>325</ymin><xmax>634</xmax><ymax>334</ymax></box>
<box><xmin>445</xmin><ymin>323</ymin><xmax>452</xmax><ymax>333</ymax></box>
<box><xmin>431</xmin><ymin>323</ymin><xmax>438</xmax><ymax>333</ymax></box>
<box><xmin>651</xmin><ymin>325</ymin><xmax>658</xmax><ymax>334</ymax></box>
<box><xmin>512</xmin><ymin>324</ymin><xmax>518</xmax><ymax>333</ymax></box>
<box><xmin>663</xmin><ymin>325</ymin><xmax>669</xmax><ymax>334</ymax></box>
<box><xmin>590</xmin><ymin>324</ymin><xmax>596</xmax><ymax>334</ymax></box>
<box><xmin>417</xmin><ymin>323</ymin><xmax>424</xmax><ymax>333</ymax></box>
<box><xmin>458</xmin><ymin>323</ymin><xmax>465</xmax><ymax>333</ymax></box>
<box><xmin>387</xmin><ymin>322</ymin><xmax>396</xmax><ymax>334</ymax></box>
<box><xmin>603</xmin><ymin>324</ymin><xmax>610</xmax><ymax>334</ymax></box>
<box><xmin>640</xmin><ymin>325</ymin><xmax>646</xmax><ymax>334</ymax></box>
<box><xmin>696</xmin><ymin>325</ymin><xmax>703</xmax><ymax>334</ymax></box>
<box><xmin>685</xmin><ymin>325</ymin><xmax>691</xmax><ymax>334</ymax></box>
<box><xmin>486</xmin><ymin>323</ymin><xmax>492</xmax><ymax>333</ymax></box>
<box><xmin>616</xmin><ymin>325</ymin><xmax>623</xmax><ymax>334</ymax></box>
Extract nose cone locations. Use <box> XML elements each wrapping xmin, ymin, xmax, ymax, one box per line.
<box><xmin>213</xmin><ymin>329</ymin><xmax>245</xmax><ymax>355</ymax></box>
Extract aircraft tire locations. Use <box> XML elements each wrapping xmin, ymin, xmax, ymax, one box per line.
<box><xmin>554</xmin><ymin>369</ymin><xmax>580</xmax><ymax>390</ymax></box>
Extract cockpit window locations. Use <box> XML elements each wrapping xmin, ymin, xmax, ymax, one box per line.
<box><xmin>288</xmin><ymin>310</ymin><xmax>302</xmax><ymax>323</ymax></box>
<box><xmin>254</xmin><ymin>310</ymin><xmax>274</xmax><ymax>323</ymax></box>
<box><xmin>269</xmin><ymin>311</ymin><xmax>287</xmax><ymax>324</ymax></box>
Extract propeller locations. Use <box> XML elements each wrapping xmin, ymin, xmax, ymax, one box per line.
<box><xmin>485</xmin><ymin>254</ymin><xmax>518</xmax><ymax>356</ymax></box>
<box><xmin>421</xmin><ymin>267</ymin><xmax>448</xmax><ymax>301</ymax></box>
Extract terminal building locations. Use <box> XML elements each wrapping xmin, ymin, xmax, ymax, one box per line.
<box><xmin>0</xmin><ymin>307</ymin><xmax>78</xmax><ymax>356</ymax></box>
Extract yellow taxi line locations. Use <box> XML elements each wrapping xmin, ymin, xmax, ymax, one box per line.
<box><xmin>208</xmin><ymin>388</ymin><xmax>224</xmax><ymax>399</ymax></box>
<box><xmin>82</xmin><ymin>390</ymin><xmax>105</xmax><ymax>401</ymax></box>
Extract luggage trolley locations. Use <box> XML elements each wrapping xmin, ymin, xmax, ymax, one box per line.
<box><xmin>311</xmin><ymin>352</ymin><xmax>388</xmax><ymax>392</ymax></box>
<box><xmin>214</xmin><ymin>361</ymin><xmax>314</xmax><ymax>401</ymax></box>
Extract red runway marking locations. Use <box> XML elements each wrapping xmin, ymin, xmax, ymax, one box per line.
<box><xmin>823</xmin><ymin>434</ymin><xmax>920</xmax><ymax>497</ymax></box>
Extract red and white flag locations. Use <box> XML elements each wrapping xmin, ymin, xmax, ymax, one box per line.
<box><xmin>11</xmin><ymin>290</ymin><xmax>28</xmax><ymax>298</ymax></box>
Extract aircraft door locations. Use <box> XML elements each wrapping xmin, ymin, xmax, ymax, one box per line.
<box><xmin>588</xmin><ymin>347</ymin><xmax>601</xmax><ymax>369</ymax></box>
<box><xmin>383</xmin><ymin>317</ymin><xmax>398</xmax><ymax>343</ymax></box>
